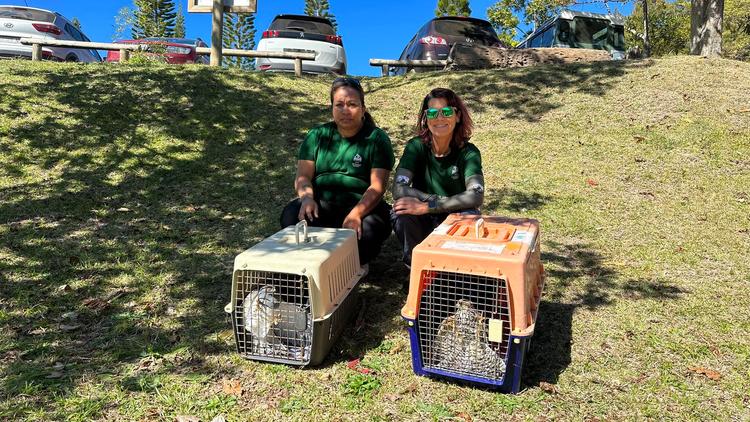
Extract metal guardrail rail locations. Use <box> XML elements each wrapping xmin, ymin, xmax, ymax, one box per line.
<box><xmin>369</xmin><ymin>58</ymin><xmax>449</xmax><ymax>76</ymax></box>
<box><xmin>19</xmin><ymin>38</ymin><xmax>316</xmax><ymax>76</ymax></box>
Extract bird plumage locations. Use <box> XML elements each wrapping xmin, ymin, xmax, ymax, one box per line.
<box><xmin>244</xmin><ymin>286</ymin><xmax>281</xmax><ymax>353</ymax></box>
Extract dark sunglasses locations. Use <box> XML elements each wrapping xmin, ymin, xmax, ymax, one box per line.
<box><xmin>332</xmin><ymin>77</ymin><xmax>362</xmax><ymax>87</ymax></box>
<box><xmin>425</xmin><ymin>106</ymin><xmax>457</xmax><ymax>120</ymax></box>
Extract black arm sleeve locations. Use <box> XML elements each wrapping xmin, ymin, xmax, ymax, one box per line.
<box><xmin>391</xmin><ymin>167</ymin><xmax>431</xmax><ymax>201</ymax></box>
<box><xmin>431</xmin><ymin>174</ymin><xmax>485</xmax><ymax>213</ymax></box>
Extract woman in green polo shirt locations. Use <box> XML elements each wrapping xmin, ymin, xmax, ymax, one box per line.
<box><xmin>391</xmin><ymin>88</ymin><xmax>484</xmax><ymax>267</ymax></box>
<box><xmin>280</xmin><ymin>78</ymin><xmax>395</xmax><ymax>266</ymax></box>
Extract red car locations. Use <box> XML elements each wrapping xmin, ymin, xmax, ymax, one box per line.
<box><xmin>105</xmin><ymin>37</ymin><xmax>208</xmax><ymax>64</ymax></box>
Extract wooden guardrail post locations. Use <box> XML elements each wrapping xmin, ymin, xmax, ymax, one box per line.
<box><xmin>210</xmin><ymin>0</ymin><xmax>223</xmax><ymax>66</ymax></box>
<box><xmin>31</xmin><ymin>43</ymin><xmax>42</xmax><ymax>61</ymax></box>
<box><xmin>294</xmin><ymin>58</ymin><xmax>302</xmax><ymax>77</ymax></box>
<box><xmin>119</xmin><ymin>49</ymin><xmax>130</xmax><ymax>63</ymax></box>
<box><xmin>381</xmin><ymin>64</ymin><xmax>388</xmax><ymax>77</ymax></box>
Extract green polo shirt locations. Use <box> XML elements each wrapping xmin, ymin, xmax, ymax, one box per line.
<box><xmin>396</xmin><ymin>137</ymin><xmax>482</xmax><ymax>197</ymax></box>
<box><xmin>298</xmin><ymin>121</ymin><xmax>395</xmax><ymax>207</ymax></box>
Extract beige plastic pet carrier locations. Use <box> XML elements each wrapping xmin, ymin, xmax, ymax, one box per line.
<box><xmin>226</xmin><ymin>221</ymin><xmax>365</xmax><ymax>366</ymax></box>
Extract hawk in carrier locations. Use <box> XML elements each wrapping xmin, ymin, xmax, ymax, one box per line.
<box><xmin>244</xmin><ymin>286</ymin><xmax>281</xmax><ymax>353</ymax></box>
<box><xmin>434</xmin><ymin>299</ymin><xmax>506</xmax><ymax>378</ymax></box>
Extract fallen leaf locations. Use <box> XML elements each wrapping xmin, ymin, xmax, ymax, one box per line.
<box><xmin>689</xmin><ymin>366</ymin><xmax>721</xmax><ymax>380</ymax></box>
<box><xmin>738</xmin><ymin>108</ymin><xmax>750</xmax><ymax>113</ymax></box>
<box><xmin>59</xmin><ymin>324</ymin><xmax>80</xmax><ymax>332</ymax></box>
<box><xmin>82</xmin><ymin>298</ymin><xmax>108</xmax><ymax>311</ymax></box>
<box><xmin>539</xmin><ymin>381</ymin><xmax>558</xmax><ymax>394</ymax></box>
<box><xmin>116</xmin><ymin>207</ymin><xmax>131</xmax><ymax>212</ymax></box>
<box><xmin>633</xmin><ymin>135</ymin><xmax>646</xmax><ymax>143</ymax></box>
<box><xmin>586</xmin><ymin>178</ymin><xmax>599</xmax><ymax>187</ymax></box>
<box><xmin>400</xmin><ymin>382</ymin><xmax>418</xmax><ymax>395</ymax></box>
<box><xmin>221</xmin><ymin>214</ymin><xmax>235</xmax><ymax>221</ymax></box>
<box><xmin>211</xmin><ymin>416</ymin><xmax>226</xmax><ymax>422</ymax></box>
<box><xmin>46</xmin><ymin>371</ymin><xmax>64</xmax><ymax>379</ymax></box>
<box><xmin>175</xmin><ymin>416</ymin><xmax>200</xmax><ymax>422</ymax></box>
<box><xmin>639</xmin><ymin>191</ymin><xmax>655</xmax><ymax>200</ymax></box>
<box><xmin>457</xmin><ymin>412</ymin><xmax>473</xmax><ymax>422</ymax></box>
<box><xmin>28</xmin><ymin>327</ymin><xmax>47</xmax><ymax>335</ymax></box>
<box><xmin>383</xmin><ymin>393</ymin><xmax>400</xmax><ymax>402</ymax></box>
<box><xmin>389</xmin><ymin>342</ymin><xmax>404</xmax><ymax>355</ymax></box>
<box><xmin>221</xmin><ymin>378</ymin><xmax>243</xmax><ymax>397</ymax></box>
<box><xmin>708</xmin><ymin>345</ymin><xmax>722</xmax><ymax>357</ymax></box>
<box><xmin>57</xmin><ymin>284</ymin><xmax>71</xmax><ymax>292</ymax></box>
<box><xmin>346</xmin><ymin>358</ymin><xmax>372</xmax><ymax>375</ymax></box>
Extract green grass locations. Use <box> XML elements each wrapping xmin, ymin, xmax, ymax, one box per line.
<box><xmin>1</xmin><ymin>56</ymin><xmax>749</xmax><ymax>421</ymax></box>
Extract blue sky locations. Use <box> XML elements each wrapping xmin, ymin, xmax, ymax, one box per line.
<box><xmin>4</xmin><ymin>0</ymin><xmax>634</xmax><ymax>76</ymax></box>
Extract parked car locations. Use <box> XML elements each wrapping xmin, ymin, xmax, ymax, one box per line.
<box><xmin>391</xmin><ymin>16</ymin><xmax>503</xmax><ymax>75</ymax></box>
<box><xmin>105</xmin><ymin>37</ymin><xmax>209</xmax><ymax>64</ymax></box>
<box><xmin>0</xmin><ymin>5</ymin><xmax>100</xmax><ymax>62</ymax></box>
<box><xmin>256</xmin><ymin>14</ymin><xmax>346</xmax><ymax>75</ymax></box>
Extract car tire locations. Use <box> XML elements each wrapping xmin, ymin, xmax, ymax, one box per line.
<box><xmin>65</xmin><ymin>54</ymin><xmax>79</xmax><ymax>62</ymax></box>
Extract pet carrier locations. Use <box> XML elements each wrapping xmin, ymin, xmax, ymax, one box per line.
<box><xmin>401</xmin><ymin>214</ymin><xmax>545</xmax><ymax>392</ymax></box>
<box><xmin>226</xmin><ymin>221</ymin><xmax>365</xmax><ymax>366</ymax></box>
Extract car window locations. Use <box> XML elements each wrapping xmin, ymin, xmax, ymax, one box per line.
<box><xmin>64</xmin><ymin>23</ymin><xmax>85</xmax><ymax>41</ymax></box>
<box><xmin>0</xmin><ymin>7</ymin><xmax>55</xmax><ymax>22</ymax></box>
<box><xmin>270</xmin><ymin>17</ymin><xmax>335</xmax><ymax>35</ymax></box>
<box><xmin>432</xmin><ymin>19</ymin><xmax>499</xmax><ymax>45</ymax></box>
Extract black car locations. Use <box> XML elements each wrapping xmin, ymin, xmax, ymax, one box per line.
<box><xmin>392</xmin><ymin>16</ymin><xmax>503</xmax><ymax>75</ymax></box>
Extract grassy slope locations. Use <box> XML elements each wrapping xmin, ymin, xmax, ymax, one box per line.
<box><xmin>0</xmin><ymin>56</ymin><xmax>749</xmax><ymax>421</ymax></box>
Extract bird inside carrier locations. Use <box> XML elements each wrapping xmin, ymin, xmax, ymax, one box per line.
<box><xmin>227</xmin><ymin>221</ymin><xmax>365</xmax><ymax>366</ymax></box>
<box><xmin>401</xmin><ymin>214</ymin><xmax>545</xmax><ymax>392</ymax></box>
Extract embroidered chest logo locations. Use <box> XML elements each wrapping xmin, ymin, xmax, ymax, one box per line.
<box><xmin>450</xmin><ymin>165</ymin><xmax>459</xmax><ymax>180</ymax></box>
<box><xmin>352</xmin><ymin>153</ymin><xmax>363</xmax><ymax>168</ymax></box>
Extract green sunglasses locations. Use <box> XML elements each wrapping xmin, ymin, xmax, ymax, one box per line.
<box><xmin>425</xmin><ymin>106</ymin><xmax>457</xmax><ymax>120</ymax></box>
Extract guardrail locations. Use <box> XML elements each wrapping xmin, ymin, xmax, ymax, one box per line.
<box><xmin>19</xmin><ymin>38</ymin><xmax>316</xmax><ymax>77</ymax></box>
<box><xmin>369</xmin><ymin>59</ymin><xmax>449</xmax><ymax>77</ymax></box>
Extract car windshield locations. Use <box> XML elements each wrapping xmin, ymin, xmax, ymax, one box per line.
<box><xmin>0</xmin><ymin>7</ymin><xmax>55</xmax><ymax>22</ymax></box>
<box><xmin>270</xmin><ymin>17</ymin><xmax>335</xmax><ymax>35</ymax></box>
<box><xmin>433</xmin><ymin>19</ymin><xmax>499</xmax><ymax>45</ymax></box>
<box><xmin>143</xmin><ymin>37</ymin><xmax>195</xmax><ymax>45</ymax></box>
<box><xmin>572</xmin><ymin>17</ymin><xmax>610</xmax><ymax>50</ymax></box>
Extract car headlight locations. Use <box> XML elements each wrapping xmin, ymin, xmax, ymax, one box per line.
<box><xmin>166</xmin><ymin>46</ymin><xmax>191</xmax><ymax>55</ymax></box>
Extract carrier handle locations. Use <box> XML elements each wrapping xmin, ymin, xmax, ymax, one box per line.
<box><xmin>295</xmin><ymin>220</ymin><xmax>309</xmax><ymax>244</ymax></box>
<box><xmin>475</xmin><ymin>218</ymin><xmax>485</xmax><ymax>238</ymax></box>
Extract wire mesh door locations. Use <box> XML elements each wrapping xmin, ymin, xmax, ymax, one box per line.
<box><xmin>417</xmin><ymin>270</ymin><xmax>511</xmax><ymax>380</ymax></box>
<box><xmin>233</xmin><ymin>270</ymin><xmax>313</xmax><ymax>364</ymax></box>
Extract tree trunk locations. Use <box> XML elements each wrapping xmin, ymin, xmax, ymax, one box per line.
<box><xmin>642</xmin><ymin>0</ymin><xmax>651</xmax><ymax>57</ymax></box>
<box><xmin>690</xmin><ymin>0</ymin><xmax>724</xmax><ymax>56</ymax></box>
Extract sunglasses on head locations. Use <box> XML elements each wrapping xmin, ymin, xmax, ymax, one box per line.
<box><xmin>333</xmin><ymin>77</ymin><xmax>362</xmax><ymax>87</ymax></box>
<box><xmin>425</xmin><ymin>106</ymin><xmax>457</xmax><ymax>120</ymax></box>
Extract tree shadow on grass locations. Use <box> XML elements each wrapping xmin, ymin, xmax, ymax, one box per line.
<box><xmin>0</xmin><ymin>62</ymin><xmax>335</xmax><ymax>414</ymax></box>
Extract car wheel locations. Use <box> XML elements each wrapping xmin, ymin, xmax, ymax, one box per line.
<box><xmin>65</xmin><ymin>54</ymin><xmax>79</xmax><ymax>62</ymax></box>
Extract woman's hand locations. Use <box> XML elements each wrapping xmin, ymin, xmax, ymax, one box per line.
<box><xmin>298</xmin><ymin>196</ymin><xmax>319</xmax><ymax>221</ymax></box>
<box><xmin>393</xmin><ymin>197</ymin><xmax>429</xmax><ymax>216</ymax></box>
<box><xmin>342</xmin><ymin>210</ymin><xmax>363</xmax><ymax>239</ymax></box>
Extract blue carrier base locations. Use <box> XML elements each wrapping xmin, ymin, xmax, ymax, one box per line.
<box><xmin>403</xmin><ymin>317</ymin><xmax>531</xmax><ymax>393</ymax></box>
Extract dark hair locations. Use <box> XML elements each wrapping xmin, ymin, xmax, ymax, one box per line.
<box><xmin>416</xmin><ymin>88</ymin><xmax>473</xmax><ymax>148</ymax></box>
<box><xmin>330</xmin><ymin>77</ymin><xmax>376</xmax><ymax>128</ymax></box>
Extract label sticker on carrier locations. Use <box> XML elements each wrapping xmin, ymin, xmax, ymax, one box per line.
<box><xmin>511</xmin><ymin>230</ymin><xmax>534</xmax><ymax>245</ymax></box>
<box><xmin>440</xmin><ymin>241</ymin><xmax>505</xmax><ymax>254</ymax></box>
<box><xmin>431</xmin><ymin>223</ymin><xmax>452</xmax><ymax>235</ymax></box>
<box><xmin>488</xmin><ymin>318</ymin><xmax>504</xmax><ymax>342</ymax></box>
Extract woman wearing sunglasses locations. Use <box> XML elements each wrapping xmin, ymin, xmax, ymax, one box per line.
<box><xmin>280</xmin><ymin>78</ymin><xmax>395</xmax><ymax>268</ymax></box>
<box><xmin>391</xmin><ymin>88</ymin><xmax>484</xmax><ymax>267</ymax></box>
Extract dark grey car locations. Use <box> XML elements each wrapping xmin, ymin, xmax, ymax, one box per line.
<box><xmin>392</xmin><ymin>16</ymin><xmax>503</xmax><ymax>75</ymax></box>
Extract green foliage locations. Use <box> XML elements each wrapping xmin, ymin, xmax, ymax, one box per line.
<box><xmin>222</xmin><ymin>12</ymin><xmax>256</xmax><ymax>69</ymax></box>
<box><xmin>625</xmin><ymin>0</ymin><xmax>691</xmax><ymax>56</ymax></box>
<box><xmin>132</xmin><ymin>0</ymin><xmax>178</xmax><ymax>39</ymax></box>
<box><xmin>174</xmin><ymin>6</ymin><xmax>185</xmax><ymax>38</ymax></box>
<box><xmin>435</xmin><ymin>0</ymin><xmax>472</xmax><ymax>16</ymax></box>
<box><xmin>304</xmin><ymin>0</ymin><xmax>337</xmax><ymax>31</ymax></box>
<box><xmin>487</xmin><ymin>2</ymin><xmax>520</xmax><ymax>46</ymax></box>
<box><xmin>724</xmin><ymin>0</ymin><xmax>750</xmax><ymax>60</ymax></box>
<box><xmin>342</xmin><ymin>373</ymin><xmax>381</xmax><ymax>398</ymax></box>
<box><xmin>71</xmin><ymin>17</ymin><xmax>82</xmax><ymax>30</ymax></box>
<box><xmin>113</xmin><ymin>6</ymin><xmax>135</xmax><ymax>41</ymax></box>
<box><xmin>488</xmin><ymin>0</ymin><xmax>569</xmax><ymax>30</ymax></box>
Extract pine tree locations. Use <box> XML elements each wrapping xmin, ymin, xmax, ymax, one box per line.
<box><xmin>304</xmin><ymin>0</ymin><xmax>337</xmax><ymax>31</ymax></box>
<box><xmin>71</xmin><ymin>17</ymin><xmax>82</xmax><ymax>30</ymax></box>
<box><xmin>436</xmin><ymin>0</ymin><xmax>472</xmax><ymax>17</ymax></box>
<box><xmin>132</xmin><ymin>0</ymin><xmax>178</xmax><ymax>39</ymax></box>
<box><xmin>223</xmin><ymin>13</ymin><xmax>256</xmax><ymax>70</ymax></box>
<box><xmin>174</xmin><ymin>6</ymin><xmax>186</xmax><ymax>38</ymax></box>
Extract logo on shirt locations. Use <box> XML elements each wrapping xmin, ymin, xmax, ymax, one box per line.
<box><xmin>352</xmin><ymin>153</ymin><xmax>363</xmax><ymax>168</ymax></box>
<box><xmin>450</xmin><ymin>165</ymin><xmax>459</xmax><ymax>180</ymax></box>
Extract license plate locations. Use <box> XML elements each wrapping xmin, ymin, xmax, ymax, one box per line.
<box><xmin>283</xmin><ymin>48</ymin><xmax>315</xmax><ymax>55</ymax></box>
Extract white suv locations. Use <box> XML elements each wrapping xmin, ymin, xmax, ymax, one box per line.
<box><xmin>256</xmin><ymin>14</ymin><xmax>346</xmax><ymax>75</ymax></box>
<box><xmin>0</xmin><ymin>6</ymin><xmax>101</xmax><ymax>62</ymax></box>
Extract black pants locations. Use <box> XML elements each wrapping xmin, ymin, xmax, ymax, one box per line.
<box><xmin>390</xmin><ymin>209</ymin><xmax>480</xmax><ymax>265</ymax></box>
<box><xmin>280</xmin><ymin>198</ymin><xmax>392</xmax><ymax>265</ymax></box>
